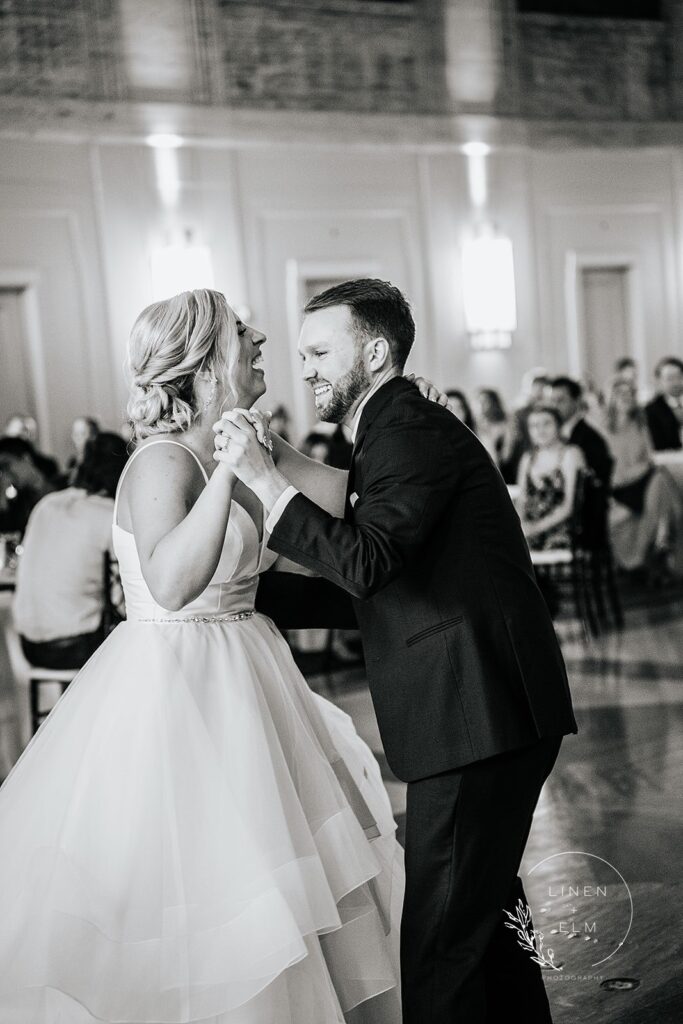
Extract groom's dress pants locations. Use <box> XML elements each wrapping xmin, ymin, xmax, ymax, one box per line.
<box><xmin>400</xmin><ymin>733</ymin><xmax>562</xmax><ymax>1023</ymax></box>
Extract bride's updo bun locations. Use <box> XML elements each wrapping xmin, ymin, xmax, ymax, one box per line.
<box><xmin>126</xmin><ymin>289</ymin><xmax>238</xmax><ymax>439</ymax></box>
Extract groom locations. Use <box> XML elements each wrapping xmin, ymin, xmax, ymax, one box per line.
<box><xmin>215</xmin><ymin>279</ymin><xmax>578</xmax><ymax>1023</ymax></box>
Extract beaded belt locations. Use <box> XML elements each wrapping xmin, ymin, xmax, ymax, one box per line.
<box><xmin>136</xmin><ymin>611</ymin><xmax>254</xmax><ymax>624</ymax></box>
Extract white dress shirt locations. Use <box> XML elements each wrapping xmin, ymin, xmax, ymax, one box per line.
<box><xmin>559</xmin><ymin>411</ymin><xmax>584</xmax><ymax>441</ymax></box>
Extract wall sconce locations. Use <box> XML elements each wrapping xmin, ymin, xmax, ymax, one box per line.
<box><xmin>150</xmin><ymin>236</ymin><xmax>215</xmax><ymax>300</ymax></box>
<box><xmin>461</xmin><ymin>232</ymin><xmax>516</xmax><ymax>350</ymax></box>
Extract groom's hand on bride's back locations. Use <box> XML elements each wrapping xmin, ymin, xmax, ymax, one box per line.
<box><xmin>405</xmin><ymin>373</ymin><xmax>458</xmax><ymax>413</ymax></box>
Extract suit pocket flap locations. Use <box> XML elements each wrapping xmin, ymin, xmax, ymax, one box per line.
<box><xmin>406</xmin><ymin>615</ymin><xmax>464</xmax><ymax>647</ymax></box>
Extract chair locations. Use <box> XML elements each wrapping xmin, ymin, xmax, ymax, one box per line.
<box><xmin>530</xmin><ymin>471</ymin><xmax>600</xmax><ymax>640</ymax></box>
<box><xmin>28</xmin><ymin>667</ymin><xmax>76</xmax><ymax>734</ymax></box>
<box><xmin>580</xmin><ymin>472</ymin><xmax>624</xmax><ymax>631</ymax></box>
<box><xmin>27</xmin><ymin>551</ymin><xmax>123</xmax><ymax>734</ymax></box>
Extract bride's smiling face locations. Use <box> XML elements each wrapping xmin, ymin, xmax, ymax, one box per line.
<box><xmin>225</xmin><ymin>317</ymin><xmax>267</xmax><ymax>410</ymax></box>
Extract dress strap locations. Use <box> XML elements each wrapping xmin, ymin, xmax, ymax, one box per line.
<box><xmin>113</xmin><ymin>438</ymin><xmax>209</xmax><ymax>527</ymax></box>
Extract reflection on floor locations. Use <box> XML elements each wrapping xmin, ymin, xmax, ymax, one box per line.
<box><xmin>0</xmin><ymin>590</ymin><xmax>681</xmax><ymax>1021</ymax></box>
<box><xmin>306</xmin><ymin>598</ymin><xmax>683</xmax><ymax>1024</ymax></box>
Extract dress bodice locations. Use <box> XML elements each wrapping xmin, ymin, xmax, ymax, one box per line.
<box><xmin>112</xmin><ymin>439</ymin><xmax>277</xmax><ymax>621</ymax></box>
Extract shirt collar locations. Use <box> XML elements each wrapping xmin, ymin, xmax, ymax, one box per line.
<box><xmin>665</xmin><ymin>394</ymin><xmax>683</xmax><ymax>409</ymax></box>
<box><xmin>560</xmin><ymin>411</ymin><xmax>584</xmax><ymax>439</ymax></box>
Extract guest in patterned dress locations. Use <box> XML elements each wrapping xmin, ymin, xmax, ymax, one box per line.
<box><xmin>517</xmin><ymin>405</ymin><xmax>586</xmax><ymax>551</ymax></box>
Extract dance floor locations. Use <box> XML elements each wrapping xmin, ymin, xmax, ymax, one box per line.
<box><xmin>309</xmin><ymin>594</ymin><xmax>683</xmax><ymax>1024</ymax></box>
<box><xmin>0</xmin><ymin>588</ymin><xmax>681</xmax><ymax>1021</ymax></box>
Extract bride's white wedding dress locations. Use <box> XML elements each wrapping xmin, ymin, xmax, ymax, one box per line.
<box><xmin>0</xmin><ymin>439</ymin><xmax>404</xmax><ymax>1023</ymax></box>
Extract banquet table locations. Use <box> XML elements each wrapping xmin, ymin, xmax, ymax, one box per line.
<box><xmin>0</xmin><ymin>566</ymin><xmax>16</xmax><ymax>592</ymax></box>
<box><xmin>653</xmin><ymin>449</ymin><xmax>683</xmax><ymax>491</ymax></box>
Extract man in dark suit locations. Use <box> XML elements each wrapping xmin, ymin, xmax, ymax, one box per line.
<box><xmin>645</xmin><ymin>356</ymin><xmax>683</xmax><ymax>451</ymax></box>
<box><xmin>549</xmin><ymin>376</ymin><xmax>614</xmax><ymax>489</ymax></box>
<box><xmin>215</xmin><ymin>279</ymin><xmax>577</xmax><ymax>1023</ymax></box>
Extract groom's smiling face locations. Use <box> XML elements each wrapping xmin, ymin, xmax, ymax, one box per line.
<box><xmin>298</xmin><ymin>305</ymin><xmax>372</xmax><ymax>423</ymax></box>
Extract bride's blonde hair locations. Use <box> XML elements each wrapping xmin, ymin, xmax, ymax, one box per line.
<box><xmin>126</xmin><ymin>289</ymin><xmax>239</xmax><ymax>439</ymax></box>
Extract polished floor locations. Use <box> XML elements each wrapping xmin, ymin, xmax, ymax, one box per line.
<box><xmin>307</xmin><ymin>593</ymin><xmax>683</xmax><ymax>1023</ymax></box>
<box><xmin>1</xmin><ymin>588</ymin><xmax>682</xmax><ymax>1022</ymax></box>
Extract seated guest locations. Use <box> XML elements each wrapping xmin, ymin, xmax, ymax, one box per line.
<box><xmin>445</xmin><ymin>389</ymin><xmax>476</xmax><ymax>432</ymax></box>
<box><xmin>580</xmin><ymin>373</ymin><xmax>606</xmax><ymax>430</ymax></box>
<box><xmin>604</xmin><ymin>377</ymin><xmax>683</xmax><ymax>576</ymax></box>
<box><xmin>614</xmin><ymin>356</ymin><xmax>638</xmax><ymax>387</ymax></box>
<box><xmin>300</xmin><ymin>430</ymin><xmax>332</xmax><ymax>464</ymax></box>
<box><xmin>474</xmin><ymin>388</ymin><xmax>525</xmax><ymax>484</ymax></box>
<box><xmin>0</xmin><ymin>437</ymin><xmax>54</xmax><ymax>534</ymax></box>
<box><xmin>13</xmin><ymin>432</ymin><xmax>128</xmax><ymax>670</ymax></box>
<box><xmin>67</xmin><ymin>416</ymin><xmax>100</xmax><ymax>483</ymax></box>
<box><xmin>550</xmin><ymin>376</ymin><xmax>614</xmax><ymax>490</ymax></box>
<box><xmin>301</xmin><ymin>425</ymin><xmax>353</xmax><ymax>469</ymax></box>
<box><xmin>645</xmin><ymin>356</ymin><xmax>683</xmax><ymax>451</ymax></box>
<box><xmin>3</xmin><ymin>413</ymin><xmax>60</xmax><ymax>483</ymax></box>
<box><xmin>517</xmin><ymin>406</ymin><xmax>586</xmax><ymax>551</ymax></box>
<box><xmin>325</xmin><ymin>423</ymin><xmax>354</xmax><ymax>470</ymax></box>
<box><xmin>513</xmin><ymin>368</ymin><xmax>549</xmax><ymax>448</ymax></box>
<box><xmin>269</xmin><ymin>405</ymin><xmax>292</xmax><ymax>445</ymax></box>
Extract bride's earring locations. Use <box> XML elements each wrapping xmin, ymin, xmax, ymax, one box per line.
<box><xmin>202</xmin><ymin>376</ymin><xmax>218</xmax><ymax>414</ymax></box>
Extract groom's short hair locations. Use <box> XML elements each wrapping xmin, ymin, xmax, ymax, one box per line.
<box><xmin>304</xmin><ymin>278</ymin><xmax>415</xmax><ymax>370</ymax></box>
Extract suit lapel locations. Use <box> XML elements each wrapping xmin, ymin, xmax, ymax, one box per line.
<box><xmin>345</xmin><ymin>377</ymin><xmax>415</xmax><ymax>519</ymax></box>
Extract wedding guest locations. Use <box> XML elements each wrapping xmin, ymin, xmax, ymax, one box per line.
<box><xmin>269</xmin><ymin>405</ymin><xmax>292</xmax><ymax>445</ymax></box>
<box><xmin>513</xmin><ymin>368</ymin><xmax>549</xmax><ymax>452</ymax></box>
<box><xmin>13</xmin><ymin>432</ymin><xmax>128</xmax><ymax>669</ymax></box>
<box><xmin>580</xmin><ymin>372</ymin><xmax>605</xmax><ymax>430</ymax></box>
<box><xmin>614</xmin><ymin>356</ymin><xmax>638</xmax><ymax>387</ymax></box>
<box><xmin>445</xmin><ymin>389</ymin><xmax>476</xmax><ymax>432</ymax></box>
<box><xmin>300</xmin><ymin>430</ymin><xmax>332</xmax><ymax>464</ymax></box>
<box><xmin>66</xmin><ymin>416</ymin><xmax>100</xmax><ymax>483</ymax></box>
<box><xmin>325</xmin><ymin>423</ymin><xmax>353</xmax><ymax>470</ymax></box>
<box><xmin>645</xmin><ymin>356</ymin><xmax>683</xmax><ymax>451</ymax></box>
<box><xmin>0</xmin><ymin>437</ymin><xmax>53</xmax><ymax>534</ymax></box>
<box><xmin>3</xmin><ymin>414</ymin><xmax>37</xmax><ymax>445</ymax></box>
<box><xmin>474</xmin><ymin>388</ymin><xmax>524</xmax><ymax>483</ymax></box>
<box><xmin>604</xmin><ymin>377</ymin><xmax>683</xmax><ymax>576</ymax></box>
<box><xmin>3</xmin><ymin>413</ymin><xmax>60</xmax><ymax>483</ymax></box>
<box><xmin>517</xmin><ymin>406</ymin><xmax>586</xmax><ymax>551</ymax></box>
<box><xmin>550</xmin><ymin>376</ymin><xmax>613</xmax><ymax>490</ymax></box>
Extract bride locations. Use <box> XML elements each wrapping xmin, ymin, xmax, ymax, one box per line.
<box><xmin>0</xmin><ymin>288</ymin><xmax>406</xmax><ymax>1023</ymax></box>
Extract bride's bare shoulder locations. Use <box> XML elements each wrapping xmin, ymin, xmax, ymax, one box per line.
<box><xmin>117</xmin><ymin>439</ymin><xmax>205</xmax><ymax>530</ymax></box>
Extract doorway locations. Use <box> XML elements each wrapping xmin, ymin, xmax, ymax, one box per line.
<box><xmin>579</xmin><ymin>266</ymin><xmax>632</xmax><ymax>389</ymax></box>
<box><xmin>0</xmin><ymin>288</ymin><xmax>36</xmax><ymax>429</ymax></box>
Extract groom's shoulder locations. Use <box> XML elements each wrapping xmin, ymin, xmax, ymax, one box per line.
<box><xmin>377</xmin><ymin>381</ymin><xmax>459</xmax><ymax>434</ymax></box>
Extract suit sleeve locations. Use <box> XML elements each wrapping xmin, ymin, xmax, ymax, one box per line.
<box><xmin>267</xmin><ymin>415</ymin><xmax>457</xmax><ymax>600</ymax></box>
<box><xmin>255</xmin><ymin>571</ymin><xmax>357</xmax><ymax>629</ymax></box>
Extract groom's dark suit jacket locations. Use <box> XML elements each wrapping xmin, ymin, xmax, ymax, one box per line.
<box><xmin>265</xmin><ymin>378</ymin><xmax>577</xmax><ymax>783</ymax></box>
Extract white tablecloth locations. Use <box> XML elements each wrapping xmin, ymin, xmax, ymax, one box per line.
<box><xmin>653</xmin><ymin>450</ymin><xmax>683</xmax><ymax>491</ymax></box>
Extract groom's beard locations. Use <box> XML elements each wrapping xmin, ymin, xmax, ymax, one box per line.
<box><xmin>314</xmin><ymin>353</ymin><xmax>371</xmax><ymax>423</ymax></box>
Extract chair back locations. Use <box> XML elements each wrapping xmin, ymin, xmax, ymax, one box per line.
<box><xmin>575</xmin><ymin>469</ymin><xmax>609</xmax><ymax>552</ymax></box>
<box><xmin>102</xmin><ymin>550</ymin><xmax>124</xmax><ymax>637</ymax></box>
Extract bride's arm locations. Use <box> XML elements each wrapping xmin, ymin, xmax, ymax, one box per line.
<box><xmin>126</xmin><ymin>445</ymin><xmax>238</xmax><ymax>611</ymax></box>
<box><xmin>271</xmin><ymin>434</ymin><xmax>348</xmax><ymax>518</ymax></box>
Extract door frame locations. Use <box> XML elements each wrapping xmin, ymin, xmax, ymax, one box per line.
<box><xmin>284</xmin><ymin>258</ymin><xmax>381</xmax><ymax>436</ymax></box>
<box><xmin>0</xmin><ymin>270</ymin><xmax>51</xmax><ymax>451</ymax></box>
<box><xmin>565</xmin><ymin>250</ymin><xmax>645</xmax><ymax>384</ymax></box>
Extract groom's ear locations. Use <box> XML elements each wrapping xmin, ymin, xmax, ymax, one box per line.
<box><xmin>365</xmin><ymin>336</ymin><xmax>391</xmax><ymax>372</ymax></box>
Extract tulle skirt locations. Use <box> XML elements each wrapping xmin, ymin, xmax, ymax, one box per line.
<box><xmin>0</xmin><ymin>613</ymin><xmax>404</xmax><ymax>1023</ymax></box>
